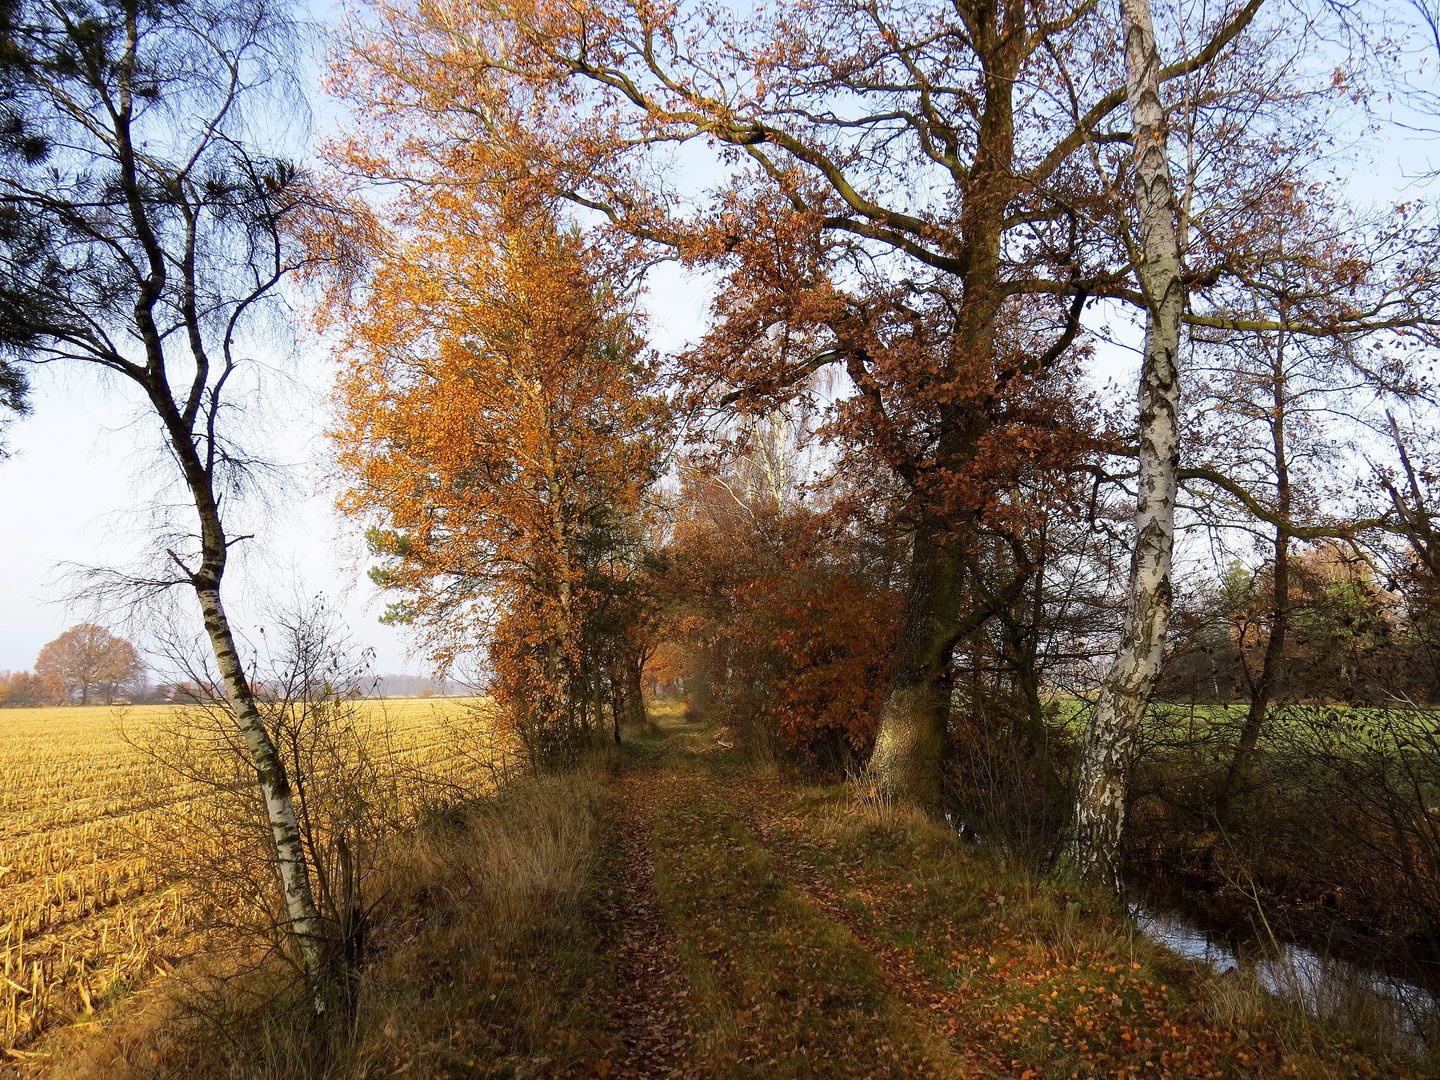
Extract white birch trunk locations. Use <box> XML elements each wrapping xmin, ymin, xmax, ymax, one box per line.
<box><xmin>196</xmin><ymin>584</ymin><xmax>327</xmax><ymax>986</ymax></box>
<box><xmin>1060</xmin><ymin>0</ymin><xmax>1185</xmax><ymax>894</ymax></box>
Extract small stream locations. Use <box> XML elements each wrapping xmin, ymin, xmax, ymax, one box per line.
<box><xmin>1132</xmin><ymin>904</ymin><xmax>1440</xmax><ymax>1058</ymax></box>
<box><xmin>943</xmin><ymin>813</ymin><xmax>1440</xmax><ymax>1058</ymax></box>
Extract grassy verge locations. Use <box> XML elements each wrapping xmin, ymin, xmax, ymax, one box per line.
<box><xmin>45</xmin><ymin>769</ymin><xmax>623</xmax><ymax>1080</ymax></box>
<box><xmin>640</xmin><ymin>709</ymin><xmax>1431</xmax><ymax>1077</ymax></box>
<box><xmin>733</xmin><ymin>777</ymin><xmax>1433</xmax><ymax>1079</ymax></box>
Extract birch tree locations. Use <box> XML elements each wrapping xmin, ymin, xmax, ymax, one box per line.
<box><xmin>1061</xmin><ymin>115</ymin><xmax>1440</xmax><ymax>888</ymax></box>
<box><xmin>0</xmin><ymin>0</ymin><xmax>348</xmax><ymax>996</ymax></box>
<box><xmin>1057</xmin><ymin>0</ymin><xmax>1186</xmax><ymax>894</ymax></box>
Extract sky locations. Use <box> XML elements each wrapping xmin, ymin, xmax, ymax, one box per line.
<box><xmin>0</xmin><ymin>0</ymin><xmax>1435</xmax><ymax>678</ymax></box>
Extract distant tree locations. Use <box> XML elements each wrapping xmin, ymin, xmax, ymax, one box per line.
<box><xmin>35</xmin><ymin>625</ymin><xmax>143</xmax><ymax>705</ymax></box>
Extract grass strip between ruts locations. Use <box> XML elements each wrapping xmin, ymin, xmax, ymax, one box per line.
<box><xmin>648</xmin><ymin>780</ymin><xmax>963</xmax><ymax>1078</ymax></box>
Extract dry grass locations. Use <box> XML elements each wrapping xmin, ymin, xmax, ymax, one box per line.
<box><xmin>0</xmin><ymin>699</ymin><xmax>495</xmax><ymax>1060</ymax></box>
<box><xmin>46</xmin><ymin>768</ymin><xmax>616</xmax><ymax>1080</ymax></box>
<box><xmin>378</xmin><ymin>772</ymin><xmax>603</xmax><ymax>926</ymax></box>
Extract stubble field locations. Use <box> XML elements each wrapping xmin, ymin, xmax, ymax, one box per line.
<box><xmin>0</xmin><ymin>699</ymin><xmax>489</xmax><ymax>1059</ymax></box>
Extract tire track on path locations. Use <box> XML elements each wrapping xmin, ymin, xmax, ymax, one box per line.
<box><xmin>715</xmin><ymin>776</ymin><xmax>996</xmax><ymax>1077</ymax></box>
<box><xmin>605</xmin><ymin>776</ymin><xmax>697</xmax><ymax>1080</ymax></box>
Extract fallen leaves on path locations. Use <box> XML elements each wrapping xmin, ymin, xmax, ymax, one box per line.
<box><xmin>644</xmin><ymin>773</ymin><xmax>968</xmax><ymax>1078</ymax></box>
<box><xmin>602</xmin><ymin>778</ymin><xmax>698</xmax><ymax>1079</ymax></box>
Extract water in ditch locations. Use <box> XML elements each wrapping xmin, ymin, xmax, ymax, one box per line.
<box><xmin>1132</xmin><ymin>904</ymin><xmax>1440</xmax><ymax>1058</ymax></box>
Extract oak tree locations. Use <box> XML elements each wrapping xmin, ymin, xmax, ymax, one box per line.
<box><xmin>333</xmin><ymin>0</ymin><xmax>1345</xmax><ymax>820</ymax></box>
<box><xmin>35</xmin><ymin>624</ymin><xmax>143</xmax><ymax>705</ymax></box>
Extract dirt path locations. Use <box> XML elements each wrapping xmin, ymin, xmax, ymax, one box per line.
<box><xmin>593</xmin><ymin>721</ymin><xmax>1406</xmax><ymax>1080</ymax></box>
<box><xmin>605</xmin><ymin>741</ymin><xmax>974</xmax><ymax>1079</ymax></box>
<box><xmin>604</xmin><ymin>777</ymin><xmax>695</xmax><ymax>1080</ymax></box>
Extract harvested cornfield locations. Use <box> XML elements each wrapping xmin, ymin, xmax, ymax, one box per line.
<box><xmin>0</xmin><ymin>699</ymin><xmax>495</xmax><ymax>1057</ymax></box>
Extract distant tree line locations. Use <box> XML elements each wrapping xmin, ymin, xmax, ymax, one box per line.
<box><xmin>0</xmin><ymin>624</ymin><xmax>145</xmax><ymax>707</ymax></box>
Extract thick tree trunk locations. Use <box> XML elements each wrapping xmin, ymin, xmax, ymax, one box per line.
<box><xmin>627</xmin><ymin>656</ymin><xmax>645</xmax><ymax>726</ymax></box>
<box><xmin>867</xmin><ymin>528</ymin><xmax>965</xmax><ymax>813</ymax></box>
<box><xmin>1059</xmin><ymin>0</ymin><xmax>1185</xmax><ymax>894</ymax></box>
<box><xmin>1005</xmin><ymin>620</ymin><xmax>1066</xmax><ymax>808</ymax></box>
<box><xmin>196</xmin><ymin>583</ymin><xmax>327</xmax><ymax>984</ymax></box>
<box><xmin>852</xmin><ymin>0</ymin><xmax>1025</xmax><ymax>817</ymax></box>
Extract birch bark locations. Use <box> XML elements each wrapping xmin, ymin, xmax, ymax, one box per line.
<box><xmin>196</xmin><ymin>583</ymin><xmax>328</xmax><ymax>984</ymax></box>
<box><xmin>0</xmin><ymin>0</ymin><xmax>331</xmax><ymax>1002</ymax></box>
<box><xmin>1060</xmin><ymin>0</ymin><xmax>1186</xmax><ymax>894</ymax></box>
<box><xmin>160</xmin><ymin>388</ymin><xmax>329</xmax><ymax>995</ymax></box>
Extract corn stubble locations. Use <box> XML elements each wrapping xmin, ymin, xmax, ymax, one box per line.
<box><xmin>0</xmin><ymin>700</ymin><xmax>492</xmax><ymax>1057</ymax></box>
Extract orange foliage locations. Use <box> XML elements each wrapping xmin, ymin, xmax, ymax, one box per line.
<box><xmin>328</xmin><ymin>0</ymin><xmax>1119</xmax><ymax>804</ymax></box>
<box><xmin>34</xmin><ymin>624</ymin><xmax>143</xmax><ymax>706</ymax></box>
<box><xmin>663</xmin><ymin>453</ymin><xmax>902</xmax><ymax>763</ymax></box>
<box><xmin>738</xmin><ymin>572</ymin><xmax>900</xmax><ymax>752</ymax></box>
<box><xmin>328</xmin><ymin>191</ymin><xmax>666</xmax><ymax>753</ymax></box>
<box><xmin>0</xmin><ymin>670</ymin><xmax>63</xmax><ymax>708</ymax></box>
